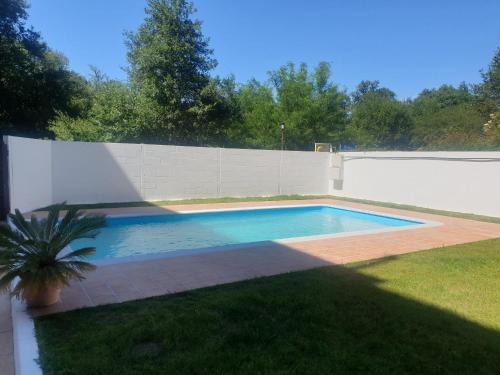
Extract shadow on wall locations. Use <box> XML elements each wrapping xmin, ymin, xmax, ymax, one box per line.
<box><xmin>49</xmin><ymin>140</ymin><xmax>330</xmax><ymax>208</ymax></box>
<box><xmin>51</xmin><ymin>141</ymin><xmax>143</xmax><ymax>205</ymax></box>
<box><xmin>34</xmin><ymin>240</ymin><xmax>500</xmax><ymax>374</ymax></box>
<box><xmin>7</xmin><ymin>136</ymin><xmax>332</xmax><ymax>212</ymax></box>
<box><xmin>5</xmin><ymin>137</ymin><xmax>145</xmax><ymax>212</ymax></box>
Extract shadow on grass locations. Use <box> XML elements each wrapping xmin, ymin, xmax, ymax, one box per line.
<box><xmin>35</xmin><ymin>242</ymin><xmax>500</xmax><ymax>375</ymax></box>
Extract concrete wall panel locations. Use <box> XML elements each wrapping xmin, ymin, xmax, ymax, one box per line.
<box><xmin>7</xmin><ymin>137</ymin><xmax>331</xmax><ymax>211</ymax></box>
<box><xmin>7</xmin><ymin>137</ymin><xmax>52</xmax><ymax>213</ymax></box>
<box><xmin>332</xmin><ymin>151</ymin><xmax>500</xmax><ymax>218</ymax></box>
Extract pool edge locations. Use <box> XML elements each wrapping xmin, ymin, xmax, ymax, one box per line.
<box><xmin>91</xmin><ymin>203</ymin><xmax>442</xmax><ymax>267</ymax></box>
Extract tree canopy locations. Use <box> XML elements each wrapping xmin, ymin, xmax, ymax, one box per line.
<box><xmin>350</xmin><ymin>94</ymin><xmax>413</xmax><ymax>149</ymax></box>
<box><xmin>49</xmin><ymin>68</ymin><xmax>138</xmax><ymax>142</ymax></box>
<box><xmin>227</xmin><ymin>62</ymin><xmax>348</xmax><ymax>150</ymax></box>
<box><xmin>0</xmin><ymin>0</ymin><xmax>88</xmax><ymax>137</ymax></box>
<box><xmin>125</xmin><ymin>0</ymin><xmax>232</xmax><ymax>145</ymax></box>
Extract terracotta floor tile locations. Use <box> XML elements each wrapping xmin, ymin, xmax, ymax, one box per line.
<box><xmin>85</xmin><ymin>285</ymin><xmax>118</xmax><ymax>306</ymax></box>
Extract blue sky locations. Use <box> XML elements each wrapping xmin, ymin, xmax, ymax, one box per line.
<box><xmin>28</xmin><ymin>0</ymin><xmax>500</xmax><ymax>99</ymax></box>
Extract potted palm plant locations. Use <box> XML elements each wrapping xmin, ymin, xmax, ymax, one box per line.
<box><xmin>0</xmin><ymin>203</ymin><xmax>106</xmax><ymax>307</ymax></box>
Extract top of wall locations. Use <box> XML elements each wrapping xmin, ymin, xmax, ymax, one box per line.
<box><xmin>6</xmin><ymin>136</ymin><xmax>326</xmax><ymax>156</ymax></box>
<box><xmin>340</xmin><ymin>151</ymin><xmax>500</xmax><ymax>158</ymax></box>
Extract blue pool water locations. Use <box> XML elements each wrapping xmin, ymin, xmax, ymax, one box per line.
<box><xmin>75</xmin><ymin>206</ymin><xmax>422</xmax><ymax>261</ymax></box>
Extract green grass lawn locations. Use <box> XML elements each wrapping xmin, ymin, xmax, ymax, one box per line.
<box><xmin>35</xmin><ymin>239</ymin><xmax>500</xmax><ymax>375</ymax></box>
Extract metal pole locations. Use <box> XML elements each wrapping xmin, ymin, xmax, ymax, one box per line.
<box><xmin>280</xmin><ymin>122</ymin><xmax>285</xmax><ymax>151</ymax></box>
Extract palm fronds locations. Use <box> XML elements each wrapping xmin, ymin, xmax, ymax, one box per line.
<box><xmin>0</xmin><ymin>203</ymin><xmax>106</xmax><ymax>299</ymax></box>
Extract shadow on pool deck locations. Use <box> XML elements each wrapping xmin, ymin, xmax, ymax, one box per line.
<box><xmin>34</xmin><ymin>243</ymin><xmax>500</xmax><ymax>374</ymax></box>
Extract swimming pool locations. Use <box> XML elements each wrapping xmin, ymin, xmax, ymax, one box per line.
<box><xmin>73</xmin><ymin>205</ymin><xmax>426</xmax><ymax>262</ymax></box>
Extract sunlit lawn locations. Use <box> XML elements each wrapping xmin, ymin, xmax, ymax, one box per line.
<box><xmin>35</xmin><ymin>239</ymin><xmax>500</xmax><ymax>374</ymax></box>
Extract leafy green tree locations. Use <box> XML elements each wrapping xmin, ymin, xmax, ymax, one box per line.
<box><xmin>126</xmin><ymin>0</ymin><xmax>231</xmax><ymax>145</ymax></box>
<box><xmin>351</xmin><ymin>80</ymin><xmax>396</xmax><ymax>105</ymax></box>
<box><xmin>225</xmin><ymin>79</ymin><xmax>279</xmax><ymax>149</ymax></box>
<box><xmin>410</xmin><ymin>84</ymin><xmax>486</xmax><ymax>149</ymax></box>
<box><xmin>349</xmin><ymin>81</ymin><xmax>412</xmax><ymax>149</ymax></box>
<box><xmin>475</xmin><ymin>48</ymin><xmax>500</xmax><ymax>148</ymax></box>
<box><xmin>412</xmin><ymin>84</ymin><xmax>472</xmax><ymax>112</ymax></box>
<box><xmin>412</xmin><ymin>103</ymin><xmax>486</xmax><ymax>150</ymax></box>
<box><xmin>49</xmin><ymin>69</ymin><xmax>138</xmax><ymax>142</ymax></box>
<box><xmin>227</xmin><ymin>62</ymin><xmax>348</xmax><ymax>151</ymax></box>
<box><xmin>475</xmin><ymin>48</ymin><xmax>500</xmax><ymax>114</ymax></box>
<box><xmin>270</xmin><ymin>62</ymin><xmax>348</xmax><ymax>150</ymax></box>
<box><xmin>351</xmin><ymin>96</ymin><xmax>413</xmax><ymax>149</ymax></box>
<box><xmin>0</xmin><ymin>0</ymin><xmax>88</xmax><ymax>137</ymax></box>
<box><xmin>483</xmin><ymin>112</ymin><xmax>500</xmax><ymax>147</ymax></box>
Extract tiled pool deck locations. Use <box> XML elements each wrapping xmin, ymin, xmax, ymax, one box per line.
<box><xmin>1</xmin><ymin>199</ymin><xmax>500</xmax><ymax>374</ymax></box>
<box><xmin>27</xmin><ymin>199</ymin><xmax>500</xmax><ymax>315</ymax></box>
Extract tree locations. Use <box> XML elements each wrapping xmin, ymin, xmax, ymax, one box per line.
<box><xmin>349</xmin><ymin>81</ymin><xmax>412</xmax><ymax>149</ymax></box>
<box><xmin>410</xmin><ymin>84</ymin><xmax>486</xmax><ymax>149</ymax></box>
<box><xmin>412</xmin><ymin>103</ymin><xmax>486</xmax><ymax>150</ymax></box>
<box><xmin>269</xmin><ymin>62</ymin><xmax>348</xmax><ymax>150</ymax></box>
<box><xmin>475</xmin><ymin>48</ymin><xmax>500</xmax><ymax>148</ymax></box>
<box><xmin>351</xmin><ymin>80</ymin><xmax>396</xmax><ymax>105</ymax></box>
<box><xmin>125</xmin><ymin>0</ymin><xmax>231</xmax><ymax>145</ymax></box>
<box><xmin>483</xmin><ymin>112</ymin><xmax>500</xmax><ymax>147</ymax></box>
<box><xmin>0</xmin><ymin>0</ymin><xmax>88</xmax><ymax>137</ymax></box>
<box><xmin>225</xmin><ymin>79</ymin><xmax>279</xmax><ymax>149</ymax></box>
<box><xmin>413</xmin><ymin>84</ymin><xmax>472</xmax><ymax>111</ymax></box>
<box><xmin>49</xmin><ymin>69</ymin><xmax>138</xmax><ymax>142</ymax></box>
<box><xmin>350</xmin><ymin>95</ymin><xmax>413</xmax><ymax>149</ymax></box>
<box><xmin>227</xmin><ymin>62</ymin><xmax>348</xmax><ymax>151</ymax></box>
<box><xmin>475</xmin><ymin>48</ymin><xmax>500</xmax><ymax>113</ymax></box>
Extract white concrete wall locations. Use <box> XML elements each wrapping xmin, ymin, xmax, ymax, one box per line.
<box><xmin>6</xmin><ymin>137</ymin><xmax>52</xmax><ymax>213</ymax></box>
<box><xmin>8</xmin><ymin>137</ymin><xmax>499</xmax><ymax>218</ymax></box>
<box><xmin>281</xmin><ymin>150</ymin><xmax>330</xmax><ymax>195</ymax></box>
<box><xmin>332</xmin><ymin>151</ymin><xmax>500</xmax><ymax>218</ymax></box>
<box><xmin>141</xmin><ymin>145</ymin><xmax>220</xmax><ymax>200</ymax></box>
<box><xmin>220</xmin><ymin>148</ymin><xmax>281</xmax><ymax>196</ymax></box>
<box><xmin>51</xmin><ymin>141</ymin><xmax>143</xmax><ymax>204</ymax></box>
<box><xmin>6</xmin><ymin>137</ymin><xmax>330</xmax><ymax>211</ymax></box>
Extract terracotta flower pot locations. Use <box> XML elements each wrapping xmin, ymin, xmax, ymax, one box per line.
<box><xmin>25</xmin><ymin>284</ymin><xmax>62</xmax><ymax>308</ymax></box>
